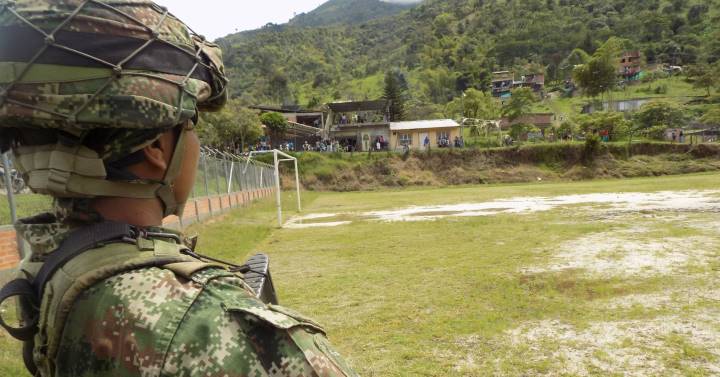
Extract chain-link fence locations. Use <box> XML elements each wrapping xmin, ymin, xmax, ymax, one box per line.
<box><xmin>193</xmin><ymin>147</ymin><xmax>276</xmax><ymax>198</ymax></box>
<box><xmin>1</xmin><ymin>148</ymin><xmax>277</xmax><ymax>227</ymax></box>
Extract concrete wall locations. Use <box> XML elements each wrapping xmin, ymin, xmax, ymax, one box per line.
<box><xmin>0</xmin><ymin>188</ymin><xmax>276</xmax><ymax>271</ymax></box>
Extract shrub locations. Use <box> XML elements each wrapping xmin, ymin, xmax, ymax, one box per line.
<box><xmin>582</xmin><ymin>134</ymin><xmax>602</xmax><ymax>165</ymax></box>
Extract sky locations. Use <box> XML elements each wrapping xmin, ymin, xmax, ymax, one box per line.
<box><xmin>156</xmin><ymin>0</ymin><xmax>328</xmax><ymax>40</ymax></box>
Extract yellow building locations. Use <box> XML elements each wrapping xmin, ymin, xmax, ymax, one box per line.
<box><xmin>389</xmin><ymin>119</ymin><xmax>461</xmax><ymax>150</ymax></box>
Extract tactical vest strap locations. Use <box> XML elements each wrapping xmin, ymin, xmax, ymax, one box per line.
<box><xmin>41</xmin><ymin>239</ymin><xmax>206</xmax><ymax>372</ymax></box>
<box><xmin>0</xmin><ymin>222</ymin><xmax>135</xmax><ymax>345</ymax></box>
<box><xmin>33</xmin><ymin>222</ymin><xmax>136</xmax><ymax>299</ymax></box>
<box><xmin>0</xmin><ymin>278</ymin><xmax>37</xmax><ymax>341</ymax></box>
<box><xmin>0</xmin><ymin>221</ymin><xmax>219</xmax><ymax>376</ymax></box>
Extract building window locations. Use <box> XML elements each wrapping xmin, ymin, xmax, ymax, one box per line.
<box><xmin>399</xmin><ymin>133</ymin><xmax>412</xmax><ymax>146</ymax></box>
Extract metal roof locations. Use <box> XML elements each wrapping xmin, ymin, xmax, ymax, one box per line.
<box><xmin>389</xmin><ymin>119</ymin><xmax>459</xmax><ymax>131</ymax></box>
<box><xmin>249</xmin><ymin>105</ymin><xmax>321</xmax><ymax>114</ymax></box>
<box><xmin>327</xmin><ymin>100</ymin><xmax>389</xmax><ymax>113</ymax></box>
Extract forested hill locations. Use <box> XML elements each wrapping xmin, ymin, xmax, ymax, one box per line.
<box><xmin>218</xmin><ymin>0</ymin><xmax>720</xmax><ymax>110</ymax></box>
<box><xmin>288</xmin><ymin>0</ymin><xmax>419</xmax><ymax>28</ymax></box>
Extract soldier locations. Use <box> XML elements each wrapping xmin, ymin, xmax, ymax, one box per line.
<box><xmin>0</xmin><ymin>1</ymin><xmax>358</xmax><ymax>376</ymax></box>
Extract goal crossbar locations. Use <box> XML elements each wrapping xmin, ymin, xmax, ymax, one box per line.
<box><xmin>243</xmin><ymin>149</ymin><xmax>301</xmax><ymax>227</ymax></box>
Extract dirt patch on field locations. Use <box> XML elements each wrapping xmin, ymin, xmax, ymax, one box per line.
<box><xmin>285</xmin><ymin>190</ymin><xmax>720</xmax><ymax>228</ymax></box>
<box><xmin>502</xmin><ymin>312</ymin><xmax>720</xmax><ymax>376</ymax></box>
<box><xmin>524</xmin><ymin>231</ymin><xmax>717</xmax><ymax>278</ymax></box>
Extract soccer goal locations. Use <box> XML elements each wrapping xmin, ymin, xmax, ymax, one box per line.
<box><xmin>243</xmin><ymin>149</ymin><xmax>302</xmax><ymax>227</ymax></box>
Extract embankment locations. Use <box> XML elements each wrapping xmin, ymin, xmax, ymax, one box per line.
<box><xmin>284</xmin><ymin>143</ymin><xmax>720</xmax><ymax>191</ymax></box>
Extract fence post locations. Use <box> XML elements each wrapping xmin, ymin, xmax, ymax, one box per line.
<box><xmin>273</xmin><ymin>151</ymin><xmax>282</xmax><ymax>226</ymax></box>
<box><xmin>214</xmin><ymin>157</ymin><xmax>223</xmax><ymax>211</ymax></box>
<box><xmin>2</xmin><ymin>152</ymin><xmax>24</xmax><ymax>259</ymax></box>
<box><xmin>201</xmin><ymin>152</ymin><xmax>212</xmax><ymax>215</ymax></box>
<box><xmin>294</xmin><ymin>159</ymin><xmax>302</xmax><ymax>212</ymax></box>
<box><xmin>240</xmin><ymin>160</ymin><xmax>247</xmax><ymax>206</ymax></box>
<box><xmin>256</xmin><ymin>166</ymin><xmax>260</xmax><ymax>197</ymax></box>
<box><xmin>192</xmin><ymin>184</ymin><xmax>200</xmax><ymax>224</ymax></box>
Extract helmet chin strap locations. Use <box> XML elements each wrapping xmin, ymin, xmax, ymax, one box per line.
<box><xmin>155</xmin><ymin>126</ymin><xmax>189</xmax><ymax>218</ymax></box>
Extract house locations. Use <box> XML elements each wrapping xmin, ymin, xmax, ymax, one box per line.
<box><xmin>619</xmin><ymin>51</ymin><xmax>642</xmax><ymax>81</ymax></box>
<box><xmin>492</xmin><ymin>71</ymin><xmax>514</xmax><ymax>98</ymax></box>
<box><xmin>492</xmin><ymin>71</ymin><xmax>545</xmax><ymax>98</ymax></box>
<box><xmin>516</xmin><ymin>73</ymin><xmax>545</xmax><ymax>94</ymax></box>
<box><xmin>389</xmin><ymin>119</ymin><xmax>461</xmax><ymax>150</ymax></box>
<box><xmin>499</xmin><ymin>113</ymin><xmax>555</xmax><ymax>130</ymax></box>
<box><xmin>326</xmin><ymin>100</ymin><xmax>391</xmax><ymax>151</ymax></box>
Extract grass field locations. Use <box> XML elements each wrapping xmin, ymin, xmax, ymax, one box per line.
<box><xmin>2</xmin><ymin>173</ymin><xmax>720</xmax><ymax>376</ymax></box>
<box><xmin>0</xmin><ymin>193</ymin><xmax>51</xmax><ymax>225</ymax></box>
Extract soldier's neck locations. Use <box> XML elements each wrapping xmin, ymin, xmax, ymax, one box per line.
<box><xmin>91</xmin><ymin>197</ymin><xmax>165</xmax><ymax>227</ymax></box>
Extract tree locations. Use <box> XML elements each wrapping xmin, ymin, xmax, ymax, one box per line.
<box><xmin>593</xmin><ymin>37</ymin><xmax>633</xmax><ymax>62</ymax></box>
<box><xmin>232</xmin><ymin>107</ymin><xmax>264</xmax><ymax>152</ymax></box>
<box><xmin>573</xmin><ymin>37</ymin><xmax>633</xmax><ymax>98</ymax></box>
<box><xmin>700</xmin><ymin>108</ymin><xmax>720</xmax><ymax>125</ymax></box>
<box><xmin>259</xmin><ymin>112</ymin><xmax>288</xmax><ymax>145</ymax></box>
<box><xmin>509</xmin><ymin>123</ymin><xmax>539</xmax><ymax>141</ymax></box>
<box><xmin>468</xmin><ymin>121</ymin><xmax>484</xmax><ymax>141</ymax></box>
<box><xmin>559</xmin><ymin>48</ymin><xmax>591</xmax><ymax>80</ymax></box>
<box><xmin>197</xmin><ymin>101</ymin><xmax>264</xmax><ymax>152</ymax></box>
<box><xmin>195</xmin><ymin>114</ymin><xmax>221</xmax><ymax>146</ymax></box>
<box><xmin>575</xmin><ymin>112</ymin><xmax>630</xmax><ymax>140</ymax></box>
<box><xmin>572</xmin><ymin>56</ymin><xmax>617</xmax><ymax>98</ymax></box>
<box><xmin>686</xmin><ymin>63</ymin><xmax>719</xmax><ymax>96</ymax></box>
<box><xmin>631</xmin><ymin>100</ymin><xmax>687</xmax><ymax>143</ymax></box>
<box><xmin>687</xmin><ymin>4</ymin><xmax>709</xmax><ymax>25</ymax></box>
<box><xmin>444</xmin><ymin>88</ymin><xmax>501</xmax><ymax>120</ymax></box>
<box><xmin>501</xmin><ymin>88</ymin><xmax>536</xmax><ymax>122</ymax></box>
<box><xmin>383</xmin><ymin>70</ymin><xmax>409</xmax><ymax>121</ymax></box>
<box><xmin>556</xmin><ymin>121</ymin><xmax>579</xmax><ymax>140</ymax></box>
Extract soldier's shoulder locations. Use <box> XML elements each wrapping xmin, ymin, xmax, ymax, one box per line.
<box><xmin>64</xmin><ymin>266</ymin><xmax>359</xmax><ymax>376</ymax></box>
<box><xmin>169</xmin><ymin>268</ymin><xmax>360</xmax><ymax>376</ymax></box>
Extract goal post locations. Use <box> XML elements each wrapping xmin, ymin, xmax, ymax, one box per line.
<box><xmin>243</xmin><ymin>149</ymin><xmax>301</xmax><ymax>227</ymax></box>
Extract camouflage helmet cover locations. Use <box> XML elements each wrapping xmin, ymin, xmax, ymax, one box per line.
<box><xmin>0</xmin><ymin>0</ymin><xmax>228</xmax><ymax>214</ymax></box>
<box><xmin>0</xmin><ymin>0</ymin><xmax>228</xmax><ymax>134</ymax></box>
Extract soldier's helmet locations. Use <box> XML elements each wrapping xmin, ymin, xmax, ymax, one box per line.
<box><xmin>0</xmin><ymin>0</ymin><xmax>228</xmax><ymax>216</ymax></box>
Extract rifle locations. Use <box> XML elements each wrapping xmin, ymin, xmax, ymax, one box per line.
<box><xmin>182</xmin><ymin>237</ymin><xmax>279</xmax><ymax>304</ymax></box>
<box><xmin>235</xmin><ymin>254</ymin><xmax>279</xmax><ymax>305</ymax></box>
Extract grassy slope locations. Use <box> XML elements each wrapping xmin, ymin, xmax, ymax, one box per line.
<box><xmin>2</xmin><ymin>174</ymin><xmax>720</xmax><ymax>375</ymax></box>
<box><xmin>290</xmin><ymin>143</ymin><xmax>720</xmax><ymax>191</ymax></box>
<box><xmin>536</xmin><ymin>76</ymin><xmax>707</xmax><ymax>118</ymax></box>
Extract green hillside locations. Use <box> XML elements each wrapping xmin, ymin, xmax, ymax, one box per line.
<box><xmin>288</xmin><ymin>0</ymin><xmax>418</xmax><ymax>28</ymax></box>
<box><xmin>219</xmin><ymin>0</ymin><xmax>720</xmax><ymax>113</ymax></box>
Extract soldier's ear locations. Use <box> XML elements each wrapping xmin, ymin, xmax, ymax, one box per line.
<box><xmin>142</xmin><ymin>131</ymin><xmax>173</xmax><ymax>173</ymax></box>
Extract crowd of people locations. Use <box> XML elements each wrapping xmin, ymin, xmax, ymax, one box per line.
<box><xmin>302</xmin><ymin>139</ymin><xmax>345</xmax><ymax>152</ymax></box>
<box><xmin>337</xmin><ymin>112</ymin><xmax>388</xmax><ymax>125</ymax></box>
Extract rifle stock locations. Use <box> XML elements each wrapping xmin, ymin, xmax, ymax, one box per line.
<box><xmin>238</xmin><ymin>254</ymin><xmax>279</xmax><ymax>305</ymax></box>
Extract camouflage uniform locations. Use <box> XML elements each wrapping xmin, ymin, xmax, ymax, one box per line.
<box><xmin>0</xmin><ymin>1</ymin><xmax>359</xmax><ymax>376</ymax></box>
<box><xmin>16</xmin><ymin>213</ymin><xmax>359</xmax><ymax>377</ymax></box>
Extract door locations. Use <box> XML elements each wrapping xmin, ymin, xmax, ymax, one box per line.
<box><xmin>362</xmin><ymin>133</ymin><xmax>370</xmax><ymax>151</ymax></box>
<box><xmin>419</xmin><ymin>133</ymin><xmax>429</xmax><ymax>150</ymax></box>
